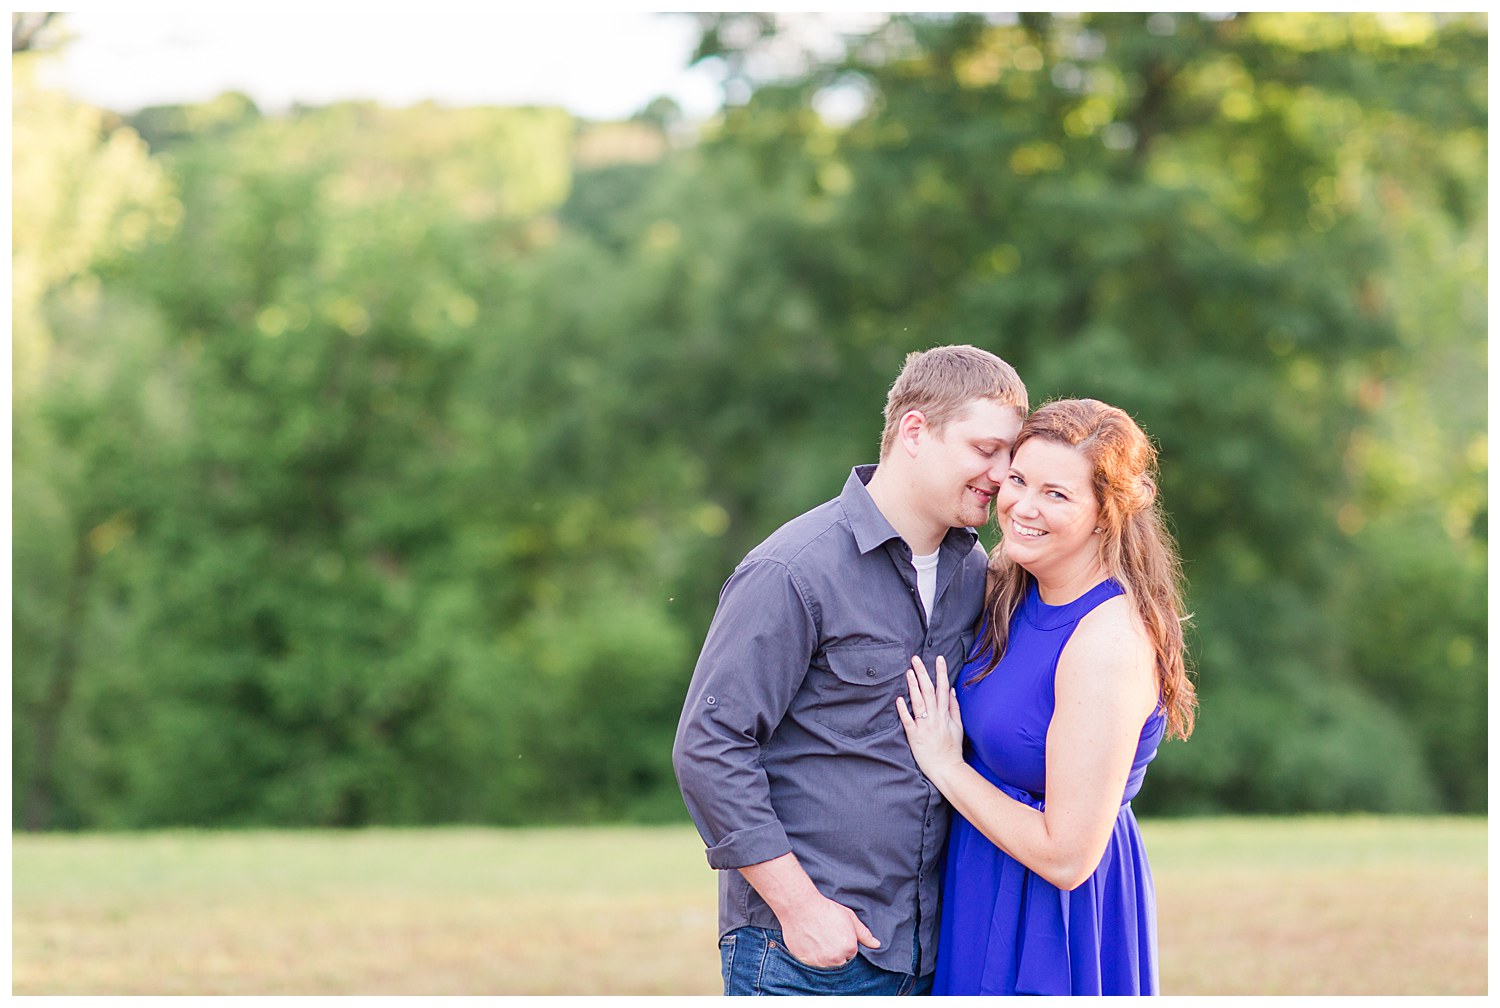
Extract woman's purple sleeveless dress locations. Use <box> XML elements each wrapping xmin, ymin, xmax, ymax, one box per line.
<box><xmin>933</xmin><ymin>579</ymin><xmax>1167</xmax><ymax>996</ymax></box>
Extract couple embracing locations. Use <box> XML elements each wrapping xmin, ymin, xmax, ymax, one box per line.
<box><xmin>672</xmin><ymin>345</ymin><xmax>1196</xmax><ymax>996</ymax></box>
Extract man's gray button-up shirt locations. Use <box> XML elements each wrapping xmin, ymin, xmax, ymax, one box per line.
<box><xmin>672</xmin><ymin>465</ymin><xmax>988</xmax><ymax>977</ymax></box>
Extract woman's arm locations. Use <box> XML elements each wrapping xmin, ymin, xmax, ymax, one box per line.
<box><xmin>898</xmin><ymin>597</ymin><xmax>1158</xmax><ymax>890</ymax></box>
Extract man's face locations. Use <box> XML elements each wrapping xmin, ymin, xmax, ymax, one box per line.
<box><xmin>918</xmin><ymin>399</ymin><xmax>1024</xmax><ymax>531</ymax></box>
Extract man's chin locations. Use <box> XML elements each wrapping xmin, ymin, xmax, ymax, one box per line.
<box><xmin>958</xmin><ymin>508</ymin><xmax>992</xmax><ymax>529</ymax></box>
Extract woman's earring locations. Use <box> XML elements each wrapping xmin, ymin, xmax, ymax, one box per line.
<box><xmin>1093</xmin><ymin>527</ymin><xmax>1103</xmax><ymax>534</ymax></box>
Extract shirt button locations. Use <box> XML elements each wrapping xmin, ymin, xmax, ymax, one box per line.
<box><xmin>866</xmin><ymin>669</ymin><xmax>877</xmax><ymax>678</ymax></box>
<box><xmin>705</xmin><ymin>696</ymin><xmax>717</xmax><ymax>706</ymax></box>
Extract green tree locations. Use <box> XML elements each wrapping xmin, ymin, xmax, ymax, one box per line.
<box><xmin>13</xmin><ymin>12</ymin><xmax>1482</xmax><ymax>828</ymax></box>
<box><xmin>88</xmin><ymin>101</ymin><xmax>585</xmax><ymax>825</ymax></box>
<box><xmin>12</xmin><ymin>38</ymin><xmax>183</xmax><ymax>829</ymax></box>
<box><xmin>679</xmin><ymin>11</ymin><xmax>1486</xmax><ymax>811</ymax></box>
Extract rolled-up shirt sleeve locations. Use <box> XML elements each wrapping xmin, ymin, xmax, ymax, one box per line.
<box><xmin>672</xmin><ymin>557</ymin><xmax>817</xmax><ymax>870</ymax></box>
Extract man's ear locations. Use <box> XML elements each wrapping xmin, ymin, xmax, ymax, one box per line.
<box><xmin>897</xmin><ymin>409</ymin><xmax>927</xmax><ymax>458</ymax></box>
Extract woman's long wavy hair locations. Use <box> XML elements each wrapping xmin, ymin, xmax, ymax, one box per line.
<box><xmin>972</xmin><ymin>399</ymin><xmax>1197</xmax><ymax>740</ymax></box>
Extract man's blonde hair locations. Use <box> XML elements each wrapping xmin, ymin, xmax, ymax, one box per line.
<box><xmin>879</xmin><ymin>345</ymin><xmax>1028</xmax><ymax>458</ymax></box>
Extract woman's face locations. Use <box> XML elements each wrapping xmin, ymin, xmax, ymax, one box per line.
<box><xmin>997</xmin><ymin>437</ymin><xmax>1102</xmax><ymax>580</ymax></box>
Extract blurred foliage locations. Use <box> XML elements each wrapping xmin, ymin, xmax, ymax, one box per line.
<box><xmin>12</xmin><ymin>12</ymin><xmax>1486</xmax><ymax>828</ymax></box>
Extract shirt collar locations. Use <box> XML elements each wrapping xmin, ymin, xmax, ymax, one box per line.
<box><xmin>840</xmin><ymin>464</ymin><xmax>980</xmax><ymax>557</ymax></box>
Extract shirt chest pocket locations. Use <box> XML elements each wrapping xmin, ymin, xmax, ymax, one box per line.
<box><xmin>814</xmin><ymin>642</ymin><xmax>910</xmax><ymax>739</ymax></box>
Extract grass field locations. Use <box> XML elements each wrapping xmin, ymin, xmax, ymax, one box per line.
<box><xmin>11</xmin><ymin>816</ymin><xmax>1486</xmax><ymax>996</ymax></box>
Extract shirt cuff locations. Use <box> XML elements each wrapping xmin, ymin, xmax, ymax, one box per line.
<box><xmin>704</xmin><ymin>820</ymin><xmax>793</xmax><ymax>870</ymax></box>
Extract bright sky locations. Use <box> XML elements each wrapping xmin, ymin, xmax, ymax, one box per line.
<box><xmin>36</xmin><ymin>9</ymin><xmax>730</xmax><ymax>120</ymax></box>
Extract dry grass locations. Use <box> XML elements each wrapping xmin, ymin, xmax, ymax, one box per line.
<box><xmin>11</xmin><ymin>816</ymin><xmax>1486</xmax><ymax>995</ymax></box>
<box><xmin>1147</xmin><ymin>816</ymin><xmax>1487</xmax><ymax>996</ymax></box>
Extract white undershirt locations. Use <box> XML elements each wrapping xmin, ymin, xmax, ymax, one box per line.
<box><xmin>911</xmin><ymin>548</ymin><xmax>941</xmax><ymax>620</ymax></box>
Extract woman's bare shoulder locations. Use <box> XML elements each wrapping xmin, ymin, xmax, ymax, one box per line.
<box><xmin>1060</xmin><ymin>594</ymin><xmax>1156</xmax><ymax>696</ymax></box>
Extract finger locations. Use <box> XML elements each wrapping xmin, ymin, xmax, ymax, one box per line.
<box><xmin>904</xmin><ymin>669</ymin><xmax>928</xmax><ymax>718</ymax></box>
<box><xmin>896</xmin><ymin>695</ymin><xmax>926</xmax><ymax>734</ymax></box>
<box><xmin>855</xmin><ymin>917</ymin><xmax>882</xmax><ymax>949</ymax></box>
<box><xmin>909</xmin><ymin>656</ymin><xmax>936</xmax><ymax>703</ymax></box>
<box><xmin>931</xmin><ymin>654</ymin><xmax>949</xmax><ymax>714</ymax></box>
<box><xmin>948</xmin><ymin>689</ymin><xmax>964</xmax><ymax>733</ymax></box>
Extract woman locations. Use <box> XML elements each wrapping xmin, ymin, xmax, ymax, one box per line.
<box><xmin>897</xmin><ymin>398</ymin><xmax>1196</xmax><ymax>996</ymax></box>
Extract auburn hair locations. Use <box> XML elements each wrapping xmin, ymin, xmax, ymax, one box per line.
<box><xmin>973</xmin><ymin>398</ymin><xmax>1197</xmax><ymax>740</ymax></box>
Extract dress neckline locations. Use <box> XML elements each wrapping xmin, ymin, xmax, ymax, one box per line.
<box><xmin>1021</xmin><ymin>578</ymin><xmax>1124</xmax><ymax>631</ymax></box>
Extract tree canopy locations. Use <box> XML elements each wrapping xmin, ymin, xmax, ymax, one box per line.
<box><xmin>13</xmin><ymin>12</ymin><xmax>1486</xmax><ymax>828</ymax></box>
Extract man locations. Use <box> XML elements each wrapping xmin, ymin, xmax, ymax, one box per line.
<box><xmin>673</xmin><ymin>345</ymin><xmax>1028</xmax><ymax>996</ymax></box>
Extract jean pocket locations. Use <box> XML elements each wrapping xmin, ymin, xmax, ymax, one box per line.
<box><xmin>768</xmin><ymin>938</ymin><xmax>860</xmax><ymax>977</ymax></box>
<box><xmin>718</xmin><ymin>932</ymin><xmax>737</xmax><ymax>988</ymax></box>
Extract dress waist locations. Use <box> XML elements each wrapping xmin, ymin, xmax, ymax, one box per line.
<box><xmin>995</xmin><ymin>778</ymin><xmax>1044</xmax><ymax>809</ymax></box>
<box><xmin>979</xmin><ymin>763</ymin><xmax>1132</xmax><ymax>812</ymax></box>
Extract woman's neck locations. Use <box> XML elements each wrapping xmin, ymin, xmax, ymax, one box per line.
<box><xmin>1030</xmin><ymin>559</ymin><xmax>1110</xmax><ymax>606</ymax></box>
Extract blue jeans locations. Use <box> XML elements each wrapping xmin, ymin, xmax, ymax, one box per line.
<box><xmin>720</xmin><ymin>926</ymin><xmax>931</xmax><ymax>996</ymax></box>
